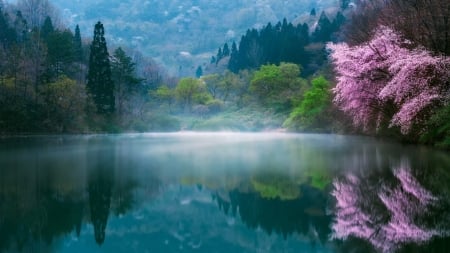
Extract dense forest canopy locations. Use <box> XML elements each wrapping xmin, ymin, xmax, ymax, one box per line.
<box><xmin>0</xmin><ymin>0</ymin><xmax>448</xmax><ymax>148</ymax></box>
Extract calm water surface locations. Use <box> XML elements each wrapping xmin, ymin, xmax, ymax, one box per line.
<box><xmin>0</xmin><ymin>133</ymin><xmax>449</xmax><ymax>253</ymax></box>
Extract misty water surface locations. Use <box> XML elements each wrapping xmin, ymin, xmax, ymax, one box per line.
<box><xmin>0</xmin><ymin>133</ymin><xmax>449</xmax><ymax>253</ymax></box>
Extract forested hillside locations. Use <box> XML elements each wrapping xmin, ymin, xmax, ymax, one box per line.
<box><xmin>48</xmin><ymin>0</ymin><xmax>338</xmax><ymax>75</ymax></box>
<box><xmin>0</xmin><ymin>0</ymin><xmax>173</xmax><ymax>133</ymax></box>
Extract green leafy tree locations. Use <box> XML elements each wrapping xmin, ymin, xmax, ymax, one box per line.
<box><xmin>175</xmin><ymin>77</ymin><xmax>211</xmax><ymax>113</ymax></box>
<box><xmin>40</xmin><ymin>76</ymin><xmax>86</xmax><ymax>132</ymax></box>
<box><xmin>250</xmin><ymin>63</ymin><xmax>305</xmax><ymax>111</ymax></box>
<box><xmin>86</xmin><ymin>21</ymin><xmax>114</xmax><ymax>114</ymax></box>
<box><xmin>153</xmin><ymin>85</ymin><xmax>175</xmax><ymax>112</ymax></box>
<box><xmin>283</xmin><ymin>76</ymin><xmax>332</xmax><ymax>131</ymax></box>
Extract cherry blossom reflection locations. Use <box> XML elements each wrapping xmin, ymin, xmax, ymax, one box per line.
<box><xmin>331</xmin><ymin>166</ymin><xmax>444</xmax><ymax>252</ymax></box>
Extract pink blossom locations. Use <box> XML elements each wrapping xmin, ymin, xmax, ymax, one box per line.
<box><xmin>328</xmin><ymin>26</ymin><xmax>450</xmax><ymax>134</ymax></box>
<box><xmin>331</xmin><ymin>167</ymin><xmax>442</xmax><ymax>252</ymax></box>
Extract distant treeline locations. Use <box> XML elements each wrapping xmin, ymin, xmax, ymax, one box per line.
<box><xmin>212</xmin><ymin>12</ymin><xmax>345</xmax><ymax>76</ymax></box>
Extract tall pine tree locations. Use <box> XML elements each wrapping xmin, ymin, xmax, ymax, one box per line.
<box><xmin>73</xmin><ymin>24</ymin><xmax>83</xmax><ymax>62</ymax></box>
<box><xmin>87</xmin><ymin>21</ymin><xmax>114</xmax><ymax>114</ymax></box>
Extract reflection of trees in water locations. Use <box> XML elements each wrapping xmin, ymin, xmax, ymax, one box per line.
<box><xmin>0</xmin><ymin>186</ymin><xmax>85</xmax><ymax>252</ymax></box>
<box><xmin>88</xmin><ymin>167</ymin><xmax>114</xmax><ymax>245</ymax></box>
<box><xmin>331</xmin><ymin>164</ymin><xmax>450</xmax><ymax>253</ymax></box>
<box><xmin>214</xmin><ymin>184</ymin><xmax>332</xmax><ymax>244</ymax></box>
<box><xmin>0</xmin><ymin>144</ymin><xmax>146</xmax><ymax>252</ymax></box>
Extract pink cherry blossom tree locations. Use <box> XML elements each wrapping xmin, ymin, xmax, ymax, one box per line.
<box><xmin>328</xmin><ymin>26</ymin><xmax>450</xmax><ymax>134</ymax></box>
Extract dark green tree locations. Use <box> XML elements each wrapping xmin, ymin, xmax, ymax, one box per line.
<box><xmin>312</xmin><ymin>12</ymin><xmax>332</xmax><ymax>42</ymax></box>
<box><xmin>40</xmin><ymin>16</ymin><xmax>54</xmax><ymax>39</ymax></box>
<box><xmin>228</xmin><ymin>41</ymin><xmax>239</xmax><ymax>73</ymax></box>
<box><xmin>111</xmin><ymin>47</ymin><xmax>141</xmax><ymax>115</ymax></box>
<box><xmin>86</xmin><ymin>21</ymin><xmax>115</xmax><ymax>114</ymax></box>
<box><xmin>195</xmin><ymin>65</ymin><xmax>203</xmax><ymax>78</ymax></box>
<box><xmin>73</xmin><ymin>24</ymin><xmax>83</xmax><ymax>62</ymax></box>
<box><xmin>45</xmin><ymin>29</ymin><xmax>75</xmax><ymax>79</ymax></box>
<box><xmin>88</xmin><ymin>155</ymin><xmax>114</xmax><ymax>245</ymax></box>
<box><xmin>216</xmin><ymin>47</ymin><xmax>223</xmax><ymax>65</ymax></box>
<box><xmin>222</xmin><ymin>42</ymin><xmax>230</xmax><ymax>56</ymax></box>
<box><xmin>0</xmin><ymin>8</ymin><xmax>17</xmax><ymax>48</ymax></box>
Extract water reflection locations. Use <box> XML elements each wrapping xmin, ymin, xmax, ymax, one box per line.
<box><xmin>214</xmin><ymin>183</ymin><xmax>331</xmax><ymax>243</ymax></box>
<box><xmin>0</xmin><ymin>133</ymin><xmax>448</xmax><ymax>252</ymax></box>
<box><xmin>331</xmin><ymin>160</ymin><xmax>450</xmax><ymax>253</ymax></box>
<box><xmin>87</xmin><ymin>147</ymin><xmax>114</xmax><ymax>245</ymax></box>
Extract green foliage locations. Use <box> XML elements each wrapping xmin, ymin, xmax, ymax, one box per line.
<box><xmin>111</xmin><ymin>47</ymin><xmax>143</xmax><ymax>116</ymax></box>
<box><xmin>39</xmin><ymin>76</ymin><xmax>86</xmax><ymax>132</ymax></box>
<box><xmin>155</xmin><ymin>85</ymin><xmax>174</xmax><ymax>99</ymax></box>
<box><xmin>250</xmin><ymin>63</ymin><xmax>306</xmax><ymax>112</ymax></box>
<box><xmin>175</xmin><ymin>77</ymin><xmax>211</xmax><ymax>112</ymax></box>
<box><xmin>420</xmin><ymin>104</ymin><xmax>450</xmax><ymax>149</ymax></box>
<box><xmin>284</xmin><ymin>76</ymin><xmax>332</xmax><ymax>132</ymax></box>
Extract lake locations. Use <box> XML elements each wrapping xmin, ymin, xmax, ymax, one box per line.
<box><xmin>0</xmin><ymin>133</ymin><xmax>449</xmax><ymax>253</ymax></box>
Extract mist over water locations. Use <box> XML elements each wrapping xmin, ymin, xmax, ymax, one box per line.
<box><xmin>0</xmin><ymin>133</ymin><xmax>449</xmax><ymax>252</ymax></box>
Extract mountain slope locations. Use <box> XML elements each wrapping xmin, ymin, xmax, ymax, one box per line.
<box><xmin>52</xmin><ymin>0</ymin><xmax>338</xmax><ymax>75</ymax></box>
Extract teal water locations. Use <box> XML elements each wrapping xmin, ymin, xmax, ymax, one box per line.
<box><xmin>0</xmin><ymin>133</ymin><xmax>449</xmax><ymax>253</ymax></box>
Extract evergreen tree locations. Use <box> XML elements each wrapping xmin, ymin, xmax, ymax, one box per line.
<box><xmin>14</xmin><ymin>11</ymin><xmax>28</xmax><ymax>43</ymax></box>
<box><xmin>228</xmin><ymin>41</ymin><xmax>239</xmax><ymax>73</ymax></box>
<box><xmin>45</xmin><ymin>29</ymin><xmax>75</xmax><ymax>79</ymax></box>
<box><xmin>86</xmin><ymin>21</ymin><xmax>115</xmax><ymax>114</ymax></box>
<box><xmin>227</xmin><ymin>20</ymin><xmax>311</xmax><ymax>73</ymax></box>
<box><xmin>73</xmin><ymin>24</ymin><xmax>83</xmax><ymax>62</ymax></box>
<box><xmin>195</xmin><ymin>65</ymin><xmax>203</xmax><ymax>78</ymax></box>
<box><xmin>216</xmin><ymin>47</ymin><xmax>223</xmax><ymax>65</ymax></box>
<box><xmin>222</xmin><ymin>42</ymin><xmax>230</xmax><ymax>56</ymax></box>
<box><xmin>312</xmin><ymin>12</ymin><xmax>332</xmax><ymax>42</ymax></box>
<box><xmin>111</xmin><ymin>47</ymin><xmax>141</xmax><ymax>115</ymax></box>
<box><xmin>40</xmin><ymin>16</ymin><xmax>54</xmax><ymax>39</ymax></box>
<box><xmin>0</xmin><ymin>7</ymin><xmax>16</xmax><ymax>48</ymax></box>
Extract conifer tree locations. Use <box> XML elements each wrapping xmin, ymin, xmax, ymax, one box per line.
<box><xmin>40</xmin><ymin>16</ymin><xmax>53</xmax><ymax>39</ymax></box>
<box><xmin>222</xmin><ymin>43</ymin><xmax>230</xmax><ymax>56</ymax></box>
<box><xmin>73</xmin><ymin>24</ymin><xmax>82</xmax><ymax>62</ymax></box>
<box><xmin>195</xmin><ymin>66</ymin><xmax>203</xmax><ymax>78</ymax></box>
<box><xmin>111</xmin><ymin>47</ymin><xmax>141</xmax><ymax>115</ymax></box>
<box><xmin>312</xmin><ymin>12</ymin><xmax>332</xmax><ymax>42</ymax></box>
<box><xmin>216</xmin><ymin>47</ymin><xmax>223</xmax><ymax>65</ymax></box>
<box><xmin>86</xmin><ymin>21</ymin><xmax>115</xmax><ymax>114</ymax></box>
<box><xmin>228</xmin><ymin>41</ymin><xmax>239</xmax><ymax>73</ymax></box>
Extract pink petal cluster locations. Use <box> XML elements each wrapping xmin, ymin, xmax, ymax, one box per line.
<box><xmin>328</xmin><ymin>26</ymin><xmax>450</xmax><ymax>134</ymax></box>
<box><xmin>331</xmin><ymin>167</ymin><xmax>441</xmax><ymax>252</ymax></box>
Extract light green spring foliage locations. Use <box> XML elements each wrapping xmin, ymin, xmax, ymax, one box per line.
<box><xmin>40</xmin><ymin>76</ymin><xmax>86</xmax><ymax>131</ymax></box>
<box><xmin>175</xmin><ymin>78</ymin><xmax>210</xmax><ymax>109</ymax></box>
<box><xmin>284</xmin><ymin>75</ymin><xmax>332</xmax><ymax>131</ymax></box>
<box><xmin>155</xmin><ymin>85</ymin><xmax>175</xmax><ymax>101</ymax></box>
<box><xmin>250</xmin><ymin>63</ymin><xmax>306</xmax><ymax>112</ymax></box>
